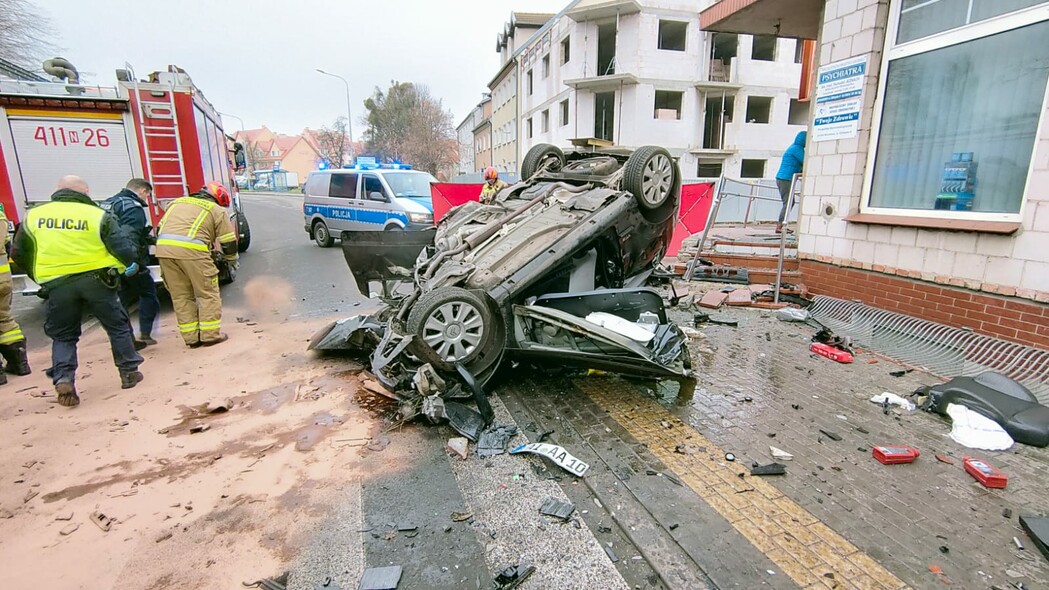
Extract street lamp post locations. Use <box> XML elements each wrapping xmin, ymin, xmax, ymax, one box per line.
<box><xmin>315</xmin><ymin>68</ymin><xmax>355</xmax><ymax>165</ymax></box>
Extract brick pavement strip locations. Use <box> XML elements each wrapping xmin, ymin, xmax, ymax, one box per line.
<box><xmin>576</xmin><ymin>377</ymin><xmax>910</xmax><ymax>590</ymax></box>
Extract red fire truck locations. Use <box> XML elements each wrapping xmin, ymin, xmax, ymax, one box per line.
<box><xmin>0</xmin><ymin>62</ymin><xmax>250</xmax><ymax>290</ymax></box>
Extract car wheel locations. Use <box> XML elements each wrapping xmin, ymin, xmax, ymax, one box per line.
<box><xmin>407</xmin><ymin>287</ymin><xmax>502</xmax><ymax>371</ymax></box>
<box><xmin>313</xmin><ymin>220</ymin><xmax>334</xmax><ymax>247</ymax></box>
<box><xmin>623</xmin><ymin>146</ymin><xmax>676</xmax><ymax>211</ymax></box>
<box><xmin>521</xmin><ymin>143</ymin><xmax>565</xmax><ymax>179</ymax></box>
<box><xmin>237</xmin><ymin>212</ymin><xmax>251</xmax><ymax>252</ymax></box>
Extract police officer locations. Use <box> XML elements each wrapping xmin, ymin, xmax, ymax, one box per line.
<box><xmin>11</xmin><ymin>175</ymin><xmax>144</xmax><ymax>407</ymax></box>
<box><xmin>479</xmin><ymin>167</ymin><xmax>507</xmax><ymax>205</ymax></box>
<box><xmin>0</xmin><ymin>205</ymin><xmax>31</xmax><ymax>383</ymax></box>
<box><xmin>104</xmin><ymin>178</ymin><xmax>160</xmax><ymax>348</ymax></box>
<box><xmin>156</xmin><ymin>182</ymin><xmax>238</xmax><ymax>347</ymax></box>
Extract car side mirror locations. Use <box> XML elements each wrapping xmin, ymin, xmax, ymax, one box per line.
<box><xmin>368</xmin><ymin>191</ymin><xmax>386</xmax><ymax>202</ymax></box>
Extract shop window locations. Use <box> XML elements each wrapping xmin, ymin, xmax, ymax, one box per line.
<box><xmin>560</xmin><ymin>99</ymin><xmax>569</xmax><ymax>126</ymax></box>
<box><xmin>697</xmin><ymin>160</ymin><xmax>723</xmax><ymax>177</ymax></box>
<box><xmin>658</xmin><ymin>20</ymin><xmax>687</xmax><ymax>51</ymax></box>
<box><xmin>741</xmin><ymin>159</ymin><xmax>766</xmax><ymax>178</ymax></box>
<box><xmin>788</xmin><ymin>99</ymin><xmax>807</xmax><ymax>125</ymax></box>
<box><xmin>654</xmin><ymin>90</ymin><xmax>683</xmax><ymax>120</ymax></box>
<box><xmin>869</xmin><ymin>13</ymin><xmax>1049</xmax><ymax>216</ymax></box>
<box><xmin>561</xmin><ymin>36</ymin><xmax>570</xmax><ymax>64</ymax></box>
<box><xmin>745</xmin><ymin>96</ymin><xmax>772</xmax><ymax>123</ymax></box>
<box><xmin>752</xmin><ymin>35</ymin><xmax>777</xmax><ymax>61</ymax></box>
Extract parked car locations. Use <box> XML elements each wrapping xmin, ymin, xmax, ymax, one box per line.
<box><xmin>312</xmin><ymin>144</ymin><xmax>690</xmax><ymax>392</ymax></box>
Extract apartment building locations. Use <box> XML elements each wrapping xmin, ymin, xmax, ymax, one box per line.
<box><xmin>473</xmin><ymin>97</ymin><xmax>494</xmax><ymax>172</ymax></box>
<box><xmin>456</xmin><ymin>106</ymin><xmax>479</xmax><ymax>174</ymax></box>
<box><xmin>507</xmin><ymin>0</ymin><xmax>806</xmax><ymax>180</ymax></box>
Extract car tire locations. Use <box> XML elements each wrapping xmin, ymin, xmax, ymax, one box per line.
<box><xmin>521</xmin><ymin>143</ymin><xmax>565</xmax><ymax>179</ymax></box>
<box><xmin>407</xmin><ymin>287</ymin><xmax>501</xmax><ymax>372</ymax></box>
<box><xmin>237</xmin><ymin>212</ymin><xmax>251</xmax><ymax>252</ymax></box>
<box><xmin>313</xmin><ymin>220</ymin><xmax>334</xmax><ymax>247</ymax></box>
<box><xmin>623</xmin><ymin>146</ymin><xmax>677</xmax><ymax>212</ymax></box>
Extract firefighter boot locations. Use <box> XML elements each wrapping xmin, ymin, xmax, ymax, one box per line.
<box><xmin>0</xmin><ymin>341</ymin><xmax>32</xmax><ymax>376</ymax></box>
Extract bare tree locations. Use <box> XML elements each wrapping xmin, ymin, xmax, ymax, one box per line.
<box><xmin>315</xmin><ymin>117</ymin><xmax>349</xmax><ymax>168</ymax></box>
<box><xmin>363</xmin><ymin>82</ymin><xmax>458</xmax><ymax>175</ymax></box>
<box><xmin>0</xmin><ymin>0</ymin><xmax>58</xmax><ymax>67</ymax></box>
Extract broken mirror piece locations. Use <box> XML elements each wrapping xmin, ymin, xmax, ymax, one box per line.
<box><xmin>539</xmin><ymin>497</ymin><xmax>576</xmax><ymax>521</ymax></box>
<box><xmin>511</xmin><ymin>442</ymin><xmax>589</xmax><ymax>476</ymax></box>
<box><xmin>358</xmin><ymin>565</ymin><xmax>402</xmax><ymax>590</ymax></box>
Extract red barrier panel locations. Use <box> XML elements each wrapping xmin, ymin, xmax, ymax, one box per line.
<box><xmin>430</xmin><ymin>181</ymin><xmax>715</xmax><ymax>257</ymax></box>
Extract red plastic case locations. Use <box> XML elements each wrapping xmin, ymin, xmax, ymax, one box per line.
<box><xmin>963</xmin><ymin>457</ymin><xmax>1007</xmax><ymax>488</ymax></box>
<box><xmin>809</xmin><ymin>342</ymin><xmax>855</xmax><ymax>363</ymax></box>
<box><xmin>873</xmin><ymin>446</ymin><xmax>920</xmax><ymax>464</ymax></box>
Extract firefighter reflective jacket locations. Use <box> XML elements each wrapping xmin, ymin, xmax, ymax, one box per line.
<box><xmin>479</xmin><ymin>180</ymin><xmax>508</xmax><ymax>205</ymax></box>
<box><xmin>155</xmin><ymin>194</ymin><xmax>238</xmax><ymax>261</ymax></box>
<box><xmin>11</xmin><ymin>190</ymin><xmax>134</xmax><ymax>284</ymax></box>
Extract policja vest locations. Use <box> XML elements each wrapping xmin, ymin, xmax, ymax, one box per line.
<box><xmin>24</xmin><ymin>202</ymin><xmax>125</xmax><ymax>284</ymax></box>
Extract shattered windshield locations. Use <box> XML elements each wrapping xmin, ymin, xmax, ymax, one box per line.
<box><xmin>384</xmin><ymin>172</ymin><xmax>436</xmax><ymax>198</ymax></box>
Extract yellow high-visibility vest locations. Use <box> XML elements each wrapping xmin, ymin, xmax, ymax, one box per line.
<box><xmin>24</xmin><ymin>202</ymin><xmax>125</xmax><ymax>284</ymax></box>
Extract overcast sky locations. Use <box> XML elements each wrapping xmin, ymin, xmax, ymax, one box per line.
<box><xmin>36</xmin><ymin>0</ymin><xmax>567</xmax><ymax>137</ymax></box>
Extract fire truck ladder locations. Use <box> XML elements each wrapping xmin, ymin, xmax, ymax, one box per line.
<box><xmin>127</xmin><ymin>63</ymin><xmax>187</xmax><ymax>205</ymax></box>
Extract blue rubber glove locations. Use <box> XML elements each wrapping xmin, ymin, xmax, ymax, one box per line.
<box><xmin>124</xmin><ymin>262</ymin><xmax>139</xmax><ymax>277</ymax></box>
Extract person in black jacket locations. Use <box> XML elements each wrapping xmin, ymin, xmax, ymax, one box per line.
<box><xmin>11</xmin><ymin>175</ymin><xmax>144</xmax><ymax>407</ymax></box>
<box><xmin>103</xmin><ymin>179</ymin><xmax>160</xmax><ymax>348</ymax></box>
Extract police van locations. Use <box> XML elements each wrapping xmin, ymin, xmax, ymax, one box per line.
<box><xmin>302</xmin><ymin>160</ymin><xmax>436</xmax><ymax>247</ymax></box>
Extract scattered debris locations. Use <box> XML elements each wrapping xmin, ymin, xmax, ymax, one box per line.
<box><xmin>54</xmin><ymin>512</ymin><xmax>73</xmax><ymax>521</ymax></box>
<box><xmin>870</xmin><ymin>392</ymin><xmax>916</xmax><ymax>412</ymax></box>
<box><xmin>421</xmin><ymin>395</ymin><xmax>447</xmax><ymax>424</ymax></box>
<box><xmin>603</xmin><ymin>544</ymin><xmax>619</xmax><ymax>563</ymax></box>
<box><xmin>1015</xmin><ymin>536</ymin><xmax>1025</xmax><ymax>551</ymax></box>
<box><xmin>1019</xmin><ymin>515</ymin><xmax>1049</xmax><ymax>562</ymax></box>
<box><xmin>189</xmin><ymin>423</ymin><xmax>210</xmax><ymax>434</ymax></box>
<box><xmin>477</xmin><ymin>425</ymin><xmax>518</xmax><ymax>458</ymax></box>
<box><xmin>873</xmin><ymin>446</ymin><xmax>920</xmax><ymax>465</ymax></box>
<box><xmin>819</xmin><ymin>430</ymin><xmax>843</xmax><ymax>442</ymax></box>
<box><xmin>511</xmin><ymin>443</ymin><xmax>589</xmax><ymax>476</ymax></box>
<box><xmin>889</xmin><ymin>369</ymin><xmax>914</xmax><ymax>378</ymax></box>
<box><xmin>89</xmin><ymin>511</ymin><xmax>114</xmax><ymax>532</ymax></box>
<box><xmin>935</xmin><ymin>454</ymin><xmax>955</xmax><ymax>465</ymax></box>
<box><xmin>1004</xmin><ymin>508</ymin><xmax>1013</xmax><ymax>519</ymax></box>
<box><xmin>674</xmin><ymin>444</ymin><xmax>699</xmax><ymax>455</ymax></box>
<box><xmin>59</xmin><ymin>523</ymin><xmax>79</xmax><ymax>536</ymax></box>
<box><xmin>963</xmin><ymin>456</ymin><xmax>1008</xmax><ymax>488</ymax></box>
<box><xmin>450</xmin><ymin>511</ymin><xmax>473</xmax><ymax>522</ymax></box>
<box><xmin>813</xmin><ymin>328</ymin><xmax>854</xmax><ymax>354</ymax></box>
<box><xmin>770</xmin><ymin>447</ymin><xmax>794</xmax><ymax>461</ymax></box>
<box><xmin>155</xmin><ymin>531</ymin><xmax>173</xmax><ymax>543</ymax></box>
<box><xmin>206</xmin><ymin>398</ymin><xmax>234</xmax><ymax>413</ymax></box>
<box><xmin>242</xmin><ymin>573</ymin><xmax>289</xmax><ymax>590</ymax></box>
<box><xmin>750</xmin><ymin>463</ymin><xmax>786</xmax><ymax>476</ymax></box>
<box><xmin>698</xmin><ymin>291</ymin><xmax>729</xmax><ymax>309</ymax></box>
<box><xmin>810</xmin><ymin>342</ymin><xmax>854</xmax><ymax>363</ymax></box>
<box><xmin>539</xmin><ymin>497</ymin><xmax>575</xmax><ymax>521</ymax></box>
<box><xmin>775</xmin><ymin>307</ymin><xmax>809</xmax><ymax>322</ymax></box>
<box><xmin>446</xmin><ymin>437</ymin><xmax>469</xmax><ymax>460</ymax></box>
<box><xmin>358</xmin><ymin>566</ymin><xmax>401</xmax><ymax>590</ymax></box>
<box><xmin>493</xmin><ymin>563</ymin><xmax>535</xmax><ymax>590</ymax></box>
<box><xmin>0</xmin><ymin>508</ymin><xmax>13</xmax><ymax>519</ymax></box>
<box><xmin>724</xmin><ymin>452</ymin><xmax>736</xmax><ymax>462</ymax></box>
<box><xmin>23</xmin><ymin>490</ymin><xmax>37</xmax><ymax>503</ymax></box>
<box><xmin>939</xmin><ymin>545</ymin><xmax>949</xmax><ymax>554</ymax></box>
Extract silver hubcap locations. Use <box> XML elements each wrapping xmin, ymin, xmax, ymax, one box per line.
<box><xmin>317</xmin><ymin>226</ymin><xmax>327</xmax><ymax>240</ymax></box>
<box><xmin>422</xmin><ymin>301</ymin><xmax>485</xmax><ymax>361</ymax></box>
<box><xmin>642</xmin><ymin>154</ymin><xmax>673</xmax><ymax>206</ymax></box>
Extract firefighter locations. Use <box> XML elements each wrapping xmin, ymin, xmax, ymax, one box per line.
<box><xmin>156</xmin><ymin>182</ymin><xmax>238</xmax><ymax>347</ymax></box>
<box><xmin>479</xmin><ymin>167</ymin><xmax>507</xmax><ymax>205</ymax></box>
<box><xmin>0</xmin><ymin>205</ymin><xmax>31</xmax><ymax>383</ymax></box>
<box><xmin>11</xmin><ymin>175</ymin><xmax>144</xmax><ymax>407</ymax></box>
<box><xmin>103</xmin><ymin>178</ymin><xmax>160</xmax><ymax>348</ymax></box>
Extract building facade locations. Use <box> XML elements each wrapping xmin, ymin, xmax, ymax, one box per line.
<box><xmin>456</xmin><ymin>106</ymin><xmax>479</xmax><ymax>174</ymax></box>
<box><xmin>703</xmin><ymin>0</ymin><xmax>1049</xmax><ymax>348</ymax></box>
<box><xmin>473</xmin><ymin>97</ymin><xmax>494</xmax><ymax>172</ymax></box>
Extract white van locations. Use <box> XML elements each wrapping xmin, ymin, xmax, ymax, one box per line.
<box><xmin>302</xmin><ymin>165</ymin><xmax>436</xmax><ymax>247</ymax></box>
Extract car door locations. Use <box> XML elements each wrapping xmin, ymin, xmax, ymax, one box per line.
<box><xmin>358</xmin><ymin>173</ymin><xmax>396</xmax><ymax>228</ymax></box>
<box><xmin>326</xmin><ymin>172</ymin><xmax>360</xmax><ymax>232</ymax></box>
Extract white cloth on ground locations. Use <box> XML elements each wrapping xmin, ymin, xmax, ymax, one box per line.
<box><xmin>869</xmin><ymin>392</ymin><xmax>916</xmax><ymax>412</ymax></box>
<box><xmin>946</xmin><ymin>403</ymin><xmax>1014</xmax><ymax>451</ymax></box>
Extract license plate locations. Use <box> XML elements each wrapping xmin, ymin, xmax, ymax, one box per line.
<box><xmin>511</xmin><ymin>442</ymin><xmax>589</xmax><ymax>476</ymax></box>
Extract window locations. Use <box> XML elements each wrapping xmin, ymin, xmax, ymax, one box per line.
<box><xmin>329</xmin><ymin>173</ymin><xmax>358</xmax><ymax>198</ymax></box>
<box><xmin>527</xmin><ymin>70</ymin><xmax>533</xmax><ymax>95</ymax></box>
<box><xmin>745</xmin><ymin>96</ymin><xmax>772</xmax><ymax>123</ymax></box>
<box><xmin>560</xmin><ymin>36</ymin><xmax>570</xmax><ymax>64</ymax></box>
<box><xmin>654</xmin><ymin>90</ymin><xmax>683</xmax><ymax>120</ymax></box>
<box><xmin>542</xmin><ymin>55</ymin><xmax>550</xmax><ymax>78</ymax></box>
<box><xmin>697</xmin><ymin>160</ymin><xmax>723</xmax><ymax>177</ymax></box>
<box><xmin>658</xmin><ymin>20</ymin><xmax>687</xmax><ymax>51</ymax></box>
<box><xmin>526</xmin><ymin>117</ymin><xmax>533</xmax><ymax>139</ymax></box>
<box><xmin>598</xmin><ymin>23</ymin><xmax>616</xmax><ymax>76</ymax></box>
<box><xmin>560</xmin><ymin>99</ymin><xmax>569</xmax><ymax>126</ymax></box>
<box><xmin>896</xmin><ymin>0</ymin><xmax>1043</xmax><ymax>44</ymax></box>
<box><xmin>868</xmin><ymin>6</ymin><xmax>1049</xmax><ymax>217</ymax></box>
<box><xmin>794</xmin><ymin>40</ymin><xmax>805</xmax><ymax>64</ymax></box>
<box><xmin>541</xmin><ymin>109</ymin><xmax>550</xmax><ymax>133</ymax></box>
<box><xmin>740</xmin><ymin>159</ymin><xmax>766</xmax><ymax>178</ymax></box>
<box><xmin>752</xmin><ymin>35</ymin><xmax>777</xmax><ymax>61</ymax></box>
<box><xmin>788</xmin><ymin>99</ymin><xmax>807</xmax><ymax>126</ymax></box>
<box><xmin>362</xmin><ymin>174</ymin><xmax>387</xmax><ymax>200</ymax></box>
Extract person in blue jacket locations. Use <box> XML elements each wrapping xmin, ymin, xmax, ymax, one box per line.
<box><xmin>103</xmin><ymin>179</ymin><xmax>160</xmax><ymax>349</ymax></box>
<box><xmin>775</xmin><ymin>130</ymin><xmax>807</xmax><ymax>234</ymax></box>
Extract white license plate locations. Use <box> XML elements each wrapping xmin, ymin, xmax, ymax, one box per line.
<box><xmin>511</xmin><ymin>442</ymin><xmax>590</xmax><ymax>476</ymax></box>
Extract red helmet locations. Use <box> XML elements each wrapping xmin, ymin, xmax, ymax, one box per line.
<box><xmin>483</xmin><ymin>167</ymin><xmax>499</xmax><ymax>182</ymax></box>
<box><xmin>203</xmin><ymin>181</ymin><xmax>231</xmax><ymax>207</ymax></box>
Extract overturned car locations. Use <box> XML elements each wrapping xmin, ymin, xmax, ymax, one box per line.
<box><xmin>311</xmin><ymin>143</ymin><xmax>692</xmax><ymax>403</ymax></box>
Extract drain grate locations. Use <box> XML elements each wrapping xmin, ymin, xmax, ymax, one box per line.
<box><xmin>808</xmin><ymin>295</ymin><xmax>1049</xmax><ymax>402</ymax></box>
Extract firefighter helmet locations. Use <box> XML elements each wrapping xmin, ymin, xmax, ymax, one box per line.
<box><xmin>203</xmin><ymin>181</ymin><xmax>231</xmax><ymax>208</ymax></box>
<box><xmin>483</xmin><ymin>167</ymin><xmax>499</xmax><ymax>182</ymax></box>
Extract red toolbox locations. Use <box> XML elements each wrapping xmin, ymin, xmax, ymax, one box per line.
<box><xmin>963</xmin><ymin>457</ymin><xmax>1008</xmax><ymax>488</ymax></box>
<box><xmin>873</xmin><ymin>446</ymin><xmax>920</xmax><ymax>464</ymax></box>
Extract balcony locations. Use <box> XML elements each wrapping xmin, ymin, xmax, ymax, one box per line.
<box><xmin>563</xmin><ymin>72</ymin><xmax>639</xmax><ymax>91</ymax></box>
<box><xmin>567</xmin><ymin>0</ymin><xmax>641</xmax><ymax>22</ymax></box>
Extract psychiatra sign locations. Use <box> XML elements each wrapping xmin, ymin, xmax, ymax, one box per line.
<box><xmin>813</xmin><ymin>55</ymin><xmax>868</xmax><ymax>142</ymax></box>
